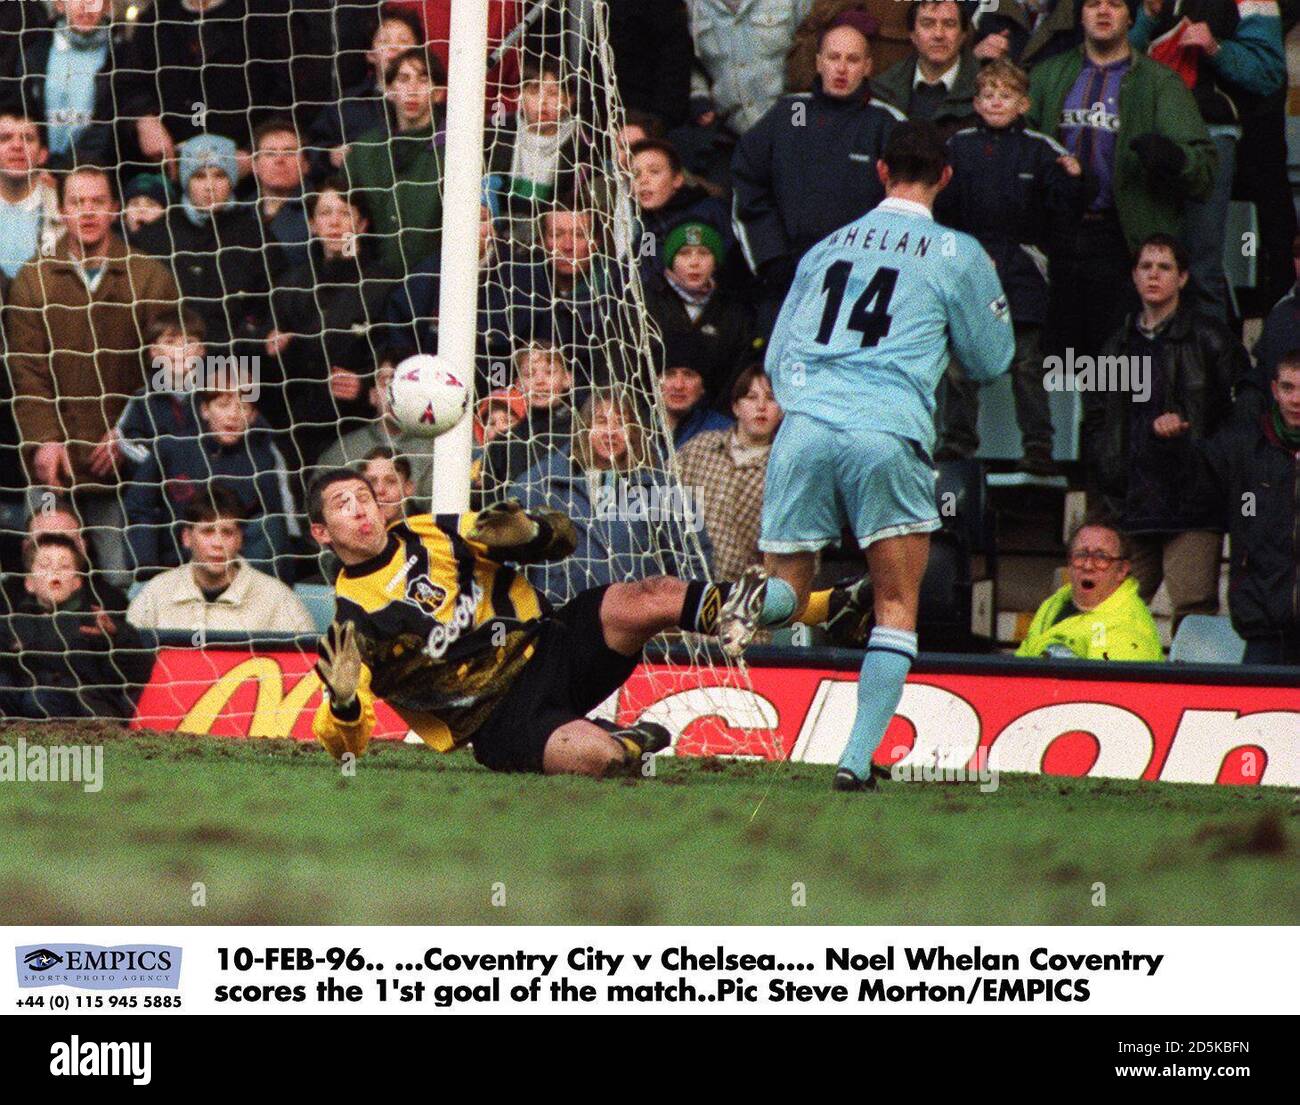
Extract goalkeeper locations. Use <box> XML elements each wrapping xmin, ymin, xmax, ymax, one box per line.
<box><xmin>307</xmin><ymin>469</ymin><xmax>862</xmax><ymax>778</ymax></box>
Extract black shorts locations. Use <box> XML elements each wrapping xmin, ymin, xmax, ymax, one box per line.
<box><xmin>469</xmin><ymin>585</ymin><xmax>639</xmax><ymax>773</ymax></box>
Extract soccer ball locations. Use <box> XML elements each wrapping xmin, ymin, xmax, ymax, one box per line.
<box><xmin>386</xmin><ymin>354</ymin><xmax>472</xmax><ymax>438</ymax></box>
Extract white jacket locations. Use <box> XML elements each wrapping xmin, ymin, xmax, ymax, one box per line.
<box><xmin>126</xmin><ymin>559</ymin><xmax>318</xmax><ymax>635</ymax></box>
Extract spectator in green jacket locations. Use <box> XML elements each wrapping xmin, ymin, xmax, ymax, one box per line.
<box><xmin>343</xmin><ymin>47</ymin><xmax>446</xmax><ymax>274</ymax></box>
<box><xmin>1017</xmin><ymin>520</ymin><xmax>1164</xmax><ymax>661</ymax></box>
<box><xmin>1027</xmin><ymin>0</ymin><xmax>1215</xmax><ymax>366</ymax></box>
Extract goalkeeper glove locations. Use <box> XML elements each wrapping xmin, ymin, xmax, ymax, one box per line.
<box><xmin>316</xmin><ymin>620</ymin><xmax>363</xmax><ymax>711</ymax></box>
<box><xmin>470</xmin><ymin>499</ymin><xmax>539</xmax><ymax>547</ymax></box>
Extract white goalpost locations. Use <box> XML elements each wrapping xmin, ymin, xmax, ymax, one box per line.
<box><xmin>430</xmin><ymin>0</ymin><xmax>490</xmax><ymax>514</ymax></box>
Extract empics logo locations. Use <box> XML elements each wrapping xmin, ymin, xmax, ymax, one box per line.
<box><xmin>50</xmin><ymin>1037</ymin><xmax>151</xmax><ymax>1086</ymax></box>
<box><xmin>22</xmin><ymin>948</ymin><xmax>63</xmax><ymax>972</ymax></box>
<box><xmin>15</xmin><ymin>944</ymin><xmax>181</xmax><ymax>990</ymax></box>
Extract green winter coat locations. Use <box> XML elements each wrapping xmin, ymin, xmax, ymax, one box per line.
<box><xmin>1026</xmin><ymin>46</ymin><xmax>1215</xmax><ymax>250</ymax></box>
<box><xmin>343</xmin><ymin>116</ymin><xmax>444</xmax><ymax>273</ymax></box>
<box><xmin>1016</xmin><ymin>577</ymin><xmax>1163</xmax><ymax>661</ymax></box>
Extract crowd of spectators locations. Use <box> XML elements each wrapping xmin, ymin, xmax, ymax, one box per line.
<box><xmin>0</xmin><ymin>0</ymin><xmax>1297</xmax><ymax>702</ymax></box>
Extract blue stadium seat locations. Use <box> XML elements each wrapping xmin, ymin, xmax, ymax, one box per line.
<box><xmin>974</xmin><ymin>371</ymin><xmax>1081</xmax><ymax>462</ymax></box>
<box><xmin>1168</xmin><ymin>615</ymin><xmax>1246</xmax><ymax>665</ymax></box>
<box><xmin>294</xmin><ymin>583</ymin><xmax>336</xmax><ymax>633</ymax></box>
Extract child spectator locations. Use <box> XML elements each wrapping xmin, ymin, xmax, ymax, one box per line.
<box><xmin>645</xmin><ymin>219</ymin><xmax>757</xmax><ymax>394</ymax></box>
<box><xmin>0</xmin><ymin>533</ymin><xmax>151</xmax><ymax>720</ymax></box>
<box><xmin>475</xmin><ymin>389</ymin><xmax>527</xmax><ymax>446</ymax></box>
<box><xmin>486</xmin><ymin>58</ymin><xmax>584</xmax><ymax>217</ymax></box>
<box><xmin>306</xmin><ymin>9</ymin><xmax>423</xmax><ymax>178</ymax></box>
<box><xmin>0</xmin><ymin>111</ymin><xmax>59</xmax><ymax>283</ymax></box>
<box><xmin>675</xmin><ymin>365</ymin><xmax>783</xmax><ymax>582</ymax></box>
<box><xmin>123</xmin><ymin>385</ymin><xmax>300</xmax><ymax>582</ymax></box>
<box><xmin>344</xmin><ymin>47</ymin><xmax>447</xmax><ymax>274</ymax></box>
<box><xmin>629</xmin><ymin>138</ymin><xmax>731</xmax><ymax>280</ymax></box>
<box><xmin>120</xmin><ymin>173</ymin><xmax>170</xmax><ymax>236</ymax></box>
<box><xmin>112</xmin><ymin>308</ymin><xmax>206</xmax><ymax>471</ymax></box>
<box><xmin>3</xmin><ymin>501</ymin><xmax>130</xmax><ymax>618</ymax></box>
<box><xmin>935</xmin><ymin>57</ymin><xmax>1084</xmax><ymax>473</ymax></box>
<box><xmin>126</xmin><ymin>487</ymin><xmax>316</xmax><ymax>635</ymax></box>
<box><xmin>129</xmin><ymin>133</ymin><xmax>268</xmax><ymax>346</ymax></box>
<box><xmin>477</xmin><ymin>342</ymin><xmax>576</xmax><ymax>494</ymax></box>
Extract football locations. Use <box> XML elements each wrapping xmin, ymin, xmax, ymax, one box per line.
<box><xmin>386</xmin><ymin>354</ymin><xmax>472</xmax><ymax>438</ymax></box>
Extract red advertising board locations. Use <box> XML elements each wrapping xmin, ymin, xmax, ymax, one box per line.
<box><xmin>133</xmin><ymin>648</ymin><xmax>1300</xmax><ymax>788</ymax></box>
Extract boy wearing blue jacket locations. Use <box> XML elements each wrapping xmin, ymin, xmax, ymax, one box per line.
<box><xmin>113</xmin><ymin>309</ymin><xmax>205</xmax><ymax>470</ymax></box>
<box><xmin>124</xmin><ymin>386</ymin><xmax>300</xmax><ymax>582</ymax></box>
<box><xmin>936</xmin><ymin>58</ymin><xmax>1086</xmax><ymax>475</ymax></box>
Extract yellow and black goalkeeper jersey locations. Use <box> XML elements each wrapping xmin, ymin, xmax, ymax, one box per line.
<box><xmin>312</xmin><ymin>511</ymin><xmax>563</xmax><ymax>756</ymax></box>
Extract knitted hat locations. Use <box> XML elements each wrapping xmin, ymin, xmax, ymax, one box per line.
<box><xmin>123</xmin><ymin>172</ymin><xmax>171</xmax><ymax>206</ymax></box>
<box><xmin>663</xmin><ymin>220</ymin><xmax>725</xmax><ymax>268</ymax></box>
<box><xmin>178</xmin><ymin>133</ymin><xmax>239</xmax><ymax>194</ymax></box>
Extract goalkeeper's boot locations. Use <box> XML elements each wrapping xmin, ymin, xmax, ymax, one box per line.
<box><xmin>823</xmin><ymin>575</ymin><xmax>874</xmax><ymax>648</ymax></box>
<box><xmin>831</xmin><ymin>764</ymin><xmax>890</xmax><ymax>793</ymax></box>
<box><xmin>717</xmin><ymin>565</ymin><xmax>768</xmax><ymax>659</ymax></box>
<box><xmin>597</xmin><ymin>719</ymin><xmax>673</xmax><ymax>770</ymax></box>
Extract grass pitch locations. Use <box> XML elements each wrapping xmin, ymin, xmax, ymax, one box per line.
<box><xmin>0</xmin><ymin>724</ymin><xmax>1295</xmax><ymax>925</ymax></box>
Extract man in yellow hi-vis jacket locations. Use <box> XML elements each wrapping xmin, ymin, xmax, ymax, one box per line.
<box><xmin>1017</xmin><ymin>521</ymin><xmax>1163</xmax><ymax>662</ymax></box>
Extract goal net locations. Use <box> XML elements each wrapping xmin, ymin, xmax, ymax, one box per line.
<box><xmin>0</xmin><ymin>0</ymin><xmax>778</xmax><ymax>759</ymax></box>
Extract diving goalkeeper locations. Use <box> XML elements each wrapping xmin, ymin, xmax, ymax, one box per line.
<box><xmin>307</xmin><ymin>469</ymin><xmax>862</xmax><ymax>778</ymax></box>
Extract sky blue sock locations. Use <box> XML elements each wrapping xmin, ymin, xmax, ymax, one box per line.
<box><xmin>759</xmin><ymin>576</ymin><xmax>797</xmax><ymax>626</ymax></box>
<box><xmin>837</xmin><ymin>627</ymin><xmax>918</xmax><ymax>780</ymax></box>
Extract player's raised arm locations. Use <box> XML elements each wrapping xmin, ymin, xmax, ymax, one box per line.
<box><xmin>946</xmin><ymin>245</ymin><xmax>1016</xmax><ymax>384</ymax></box>
<box><xmin>462</xmin><ymin>500</ymin><xmax>578</xmax><ymax>564</ymax></box>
